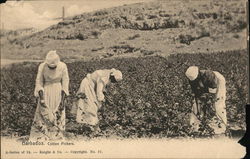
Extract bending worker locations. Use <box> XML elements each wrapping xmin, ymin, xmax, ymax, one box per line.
<box><xmin>75</xmin><ymin>68</ymin><xmax>123</xmax><ymax>133</ymax></box>
<box><xmin>185</xmin><ymin>66</ymin><xmax>227</xmax><ymax>135</ymax></box>
<box><xmin>30</xmin><ymin>50</ymin><xmax>69</xmax><ymax>141</ymax></box>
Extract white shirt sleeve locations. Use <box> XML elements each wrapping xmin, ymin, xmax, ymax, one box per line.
<box><xmin>96</xmin><ymin>77</ymin><xmax>105</xmax><ymax>102</ymax></box>
<box><xmin>34</xmin><ymin>63</ymin><xmax>45</xmax><ymax>97</ymax></box>
<box><xmin>62</xmin><ymin>63</ymin><xmax>70</xmax><ymax>96</ymax></box>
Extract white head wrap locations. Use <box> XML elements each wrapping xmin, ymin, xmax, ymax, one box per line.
<box><xmin>185</xmin><ymin>66</ymin><xmax>199</xmax><ymax>81</ymax></box>
<box><xmin>45</xmin><ymin>50</ymin><xmax>60</xmax><ymax>67</ymax></box>
<box><xmin>110</xmin><ymin>68</ymin><xmax>123</xmax><ymax>82</ymax></box>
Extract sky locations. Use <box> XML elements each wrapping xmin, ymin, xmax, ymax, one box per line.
<box><xmin>0</xmin><ymin>0</ymin><xmax>150</xmax><ymax>30</ymax></box>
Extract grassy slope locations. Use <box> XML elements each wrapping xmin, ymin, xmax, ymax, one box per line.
<box><xmin>1</xmin><ymin>0</ymin><xmax>247</xmax><ymax>60</ymax></box>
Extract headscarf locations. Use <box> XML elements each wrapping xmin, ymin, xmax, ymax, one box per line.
<box><xmin>185</xmin><ymin>66</ymin><xmax>199</xmax><ymax>81</ymax></box>
<box><xmin>110</xmin><ymin>68</ymin><xmax>123</xmax><ymax>82</ymax></box>
<box><xmin>45</xmin><ymin>50</ymin><xmax>60</xmax><ymax>67</ymax></box>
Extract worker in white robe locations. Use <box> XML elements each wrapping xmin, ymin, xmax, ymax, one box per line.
<box><xmin>29</xmin><ymin>50</ymin><xmax>69</xmax><ymax>141</ymax></box>
<box><xmin>75</xmin><ymin>68</ymin><xmax>122</xmax><ymax>132</ymax></box>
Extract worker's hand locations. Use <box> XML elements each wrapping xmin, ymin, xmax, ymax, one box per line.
<box><xmin>58</xmin><ymin>100</ymin><xmax>64</xmax><ymax>112</ymax></box>
<box><xmin>40</xmin><ymin>99</ymin><xmax>47</xmax><ymax>108</ymax></box>
<box><xmin>225</xmin><ymin>126</ymin><xmax>231</xmax><ymax>137</ymax></box>
<box><xmin>97</xmin><ymin>94</ymin><xmax>105</xmax><ymax>102</ymax></box>
<box><xmin>102</xmin><ymin>98</ymin><xmax>106</xmax><ymax>103</ymax></box>
<box><xmin>77</xmin><ymin>92</ymin><xmax>87</xmax><ymax>99</ymax></box>
<box><xmin>55</xmin><ymin>109</ymin><xmax>62</xmax><ymax>121</ymax></box>
<box><xmin>208</xmin><ymin>88</ymin><xmax>217</xmax><ymax>94</ymax></box>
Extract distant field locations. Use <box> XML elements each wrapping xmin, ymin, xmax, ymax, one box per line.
<box><xmin>1</xmin><ymin>50</ymin><xmax>247</xmax><ymax>139</ymax></box>
<box><xmin>1</xmin><ymin>0</ymin><xmax>247</xmax><ymax>60</ymax></box>
<box><xmin>0</xmin><ymin>59</ymin><xmax>42</xmax><ymax>67</ymax></box>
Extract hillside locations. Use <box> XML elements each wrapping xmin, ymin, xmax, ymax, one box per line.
<box><xmin>0</xmin><ymin>28</ymin><xmax>39</xmax><ymax>38</ymax></box>
<box><xmin>0</xmin><ymin>28</ymin><xmax>39</xmax><ymax>46</ymax></box>
<box><xmin>1</xmin><ymin>0</ymin><xmax>247</xmax><ymax>60</ymax></box>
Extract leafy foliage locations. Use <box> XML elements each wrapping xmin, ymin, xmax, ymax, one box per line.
<box><xmin>1</xmin><ymin>50</ymin><xmax>247</xmax><ymax>138</ymax></box>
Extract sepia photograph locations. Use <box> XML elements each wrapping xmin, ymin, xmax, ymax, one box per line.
<box><xmin>0</xmin><ymin>0</ymin><xmax>248</xmax><ymax>158</ymax></box>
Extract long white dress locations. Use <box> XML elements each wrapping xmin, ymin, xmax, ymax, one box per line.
<box><xmin>29</xmin><ymin>62</ymin><xmax>69</xmax><ymax>141</ymax></box>
<box><xmin>76</xmin><ymin>70</ymin><xmax>111</xmax><ymax>126</ymax></box>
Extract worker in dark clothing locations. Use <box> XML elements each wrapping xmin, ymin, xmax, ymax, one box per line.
<box><xmin>185</xmin><ymin>66</ymin><xmax>227</xmax><ymax>135</ymax></box>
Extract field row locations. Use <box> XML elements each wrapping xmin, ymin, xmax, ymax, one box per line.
<box><xmin>1</xmin><ymin>50</ymin><xmax>247</xmax><ymax>138</ymax></box>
